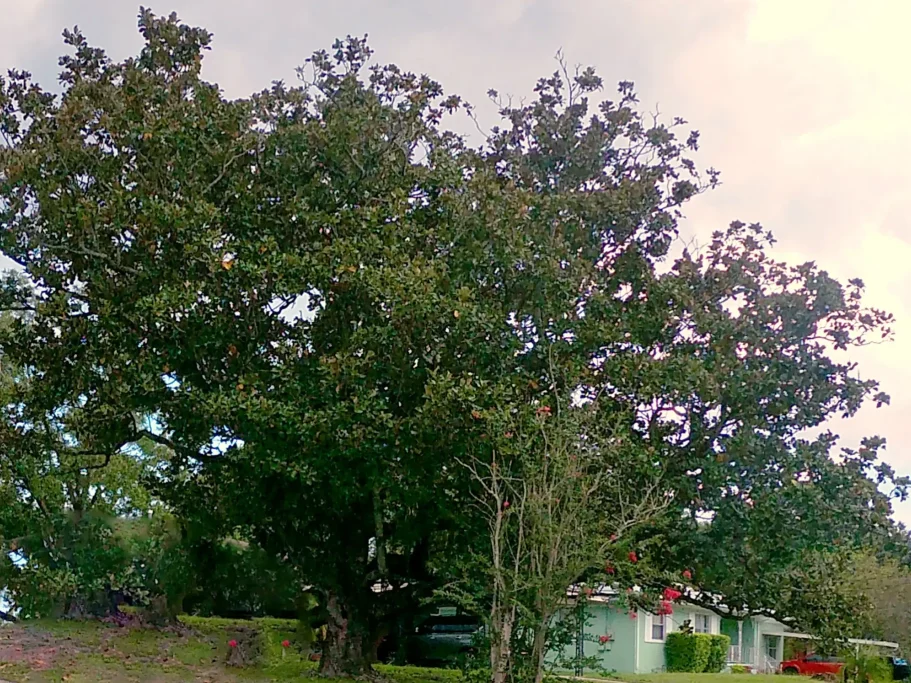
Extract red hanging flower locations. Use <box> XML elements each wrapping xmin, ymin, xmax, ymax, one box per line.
<box><xmin>282</xmin><ymin>639</ymin><xmax>291</xmax><ymax>648</ymax></box>
<box><xmin>682</xmin><ymin>569</ymin><xmax>693</xmax><ymax>580</ymax></box>
<box><xmin>599</xmin><ymin>634</ymin><xmax>612</xmax><ymax>644</ymax></box>
<box><xmin>663</xmin><ymin>587</ymin><xmax>682</xmax><ymax>601</ymax></box>
<box><xmin>656</xmin><ymin>600</ymin><xmax>674</xmax><ymax>616</ymax></box>
<box><xmin>628</xmin><ymin>611</ymin><xmax>638</xmax><ymax>619</ymax></box>
<box><xmin>628</xmin><ymin>551</ymin><xmax>638</xmax><ymax>563</ymax></box>
<box><xmin>536</xmin><ymin>405</ymin><xmax>551</xmax><ymax>417</ymax></box>
<box><xmin>502</xmin><ymin>500</ymin><xmax>511</xmax><ymax>510</ymax></box>
<box><xmin>605</xmin><ymin>564</ymin><xmax>615</xmax><ymax>575</ymax></box>
<box><xmin>229</xmin><ymin>639</ymin><xmax>238</xmax><ymax>648</ymax></box>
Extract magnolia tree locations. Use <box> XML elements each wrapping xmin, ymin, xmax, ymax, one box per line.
<box><xmin>1</xmin><ymin>10</ymin><xmax>907</xmax><ymax>681</ymax></box>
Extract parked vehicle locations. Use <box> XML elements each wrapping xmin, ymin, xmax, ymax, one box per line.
<box><xmin>404</xmin><ymin>614</ymin><xmax>482</xmax><ymax>665</ymax></box>
<box><xmin>780</xmin><ymin>654</ymin><xmax>845</xmax><ymax>676</ymax></box>
<box><xmin>887</xmin><ymin>656</ymin><xmax>910</xmax><ymax>681</ymax></box>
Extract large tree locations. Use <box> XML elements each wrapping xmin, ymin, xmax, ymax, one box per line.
<box><xmin>1</xmin><ymin>10</ymin><xmax>906</xmax><ymax>680</ymax></box>
<box><xmin>0</xmin><ymin>12</ymin><xmax>519</xmax><ymax>676</ymax></box>
<box><xmin>424</xmin><ymin>66</ymin><xmax>908</xmax><ymax>677</ymax></box>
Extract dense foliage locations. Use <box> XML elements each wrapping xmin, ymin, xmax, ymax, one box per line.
<box><xmin>1</xmin><ymin>9</ymin><xmax>909</xmax><ymax>682</ymax></box>
<box><xmin>663</xmin><ymin>631</ymin><xmax>728</xmax><ymax>674</ymax></box>
<box><xmin>664</xmin><ymin>632</ymin><xmax>711</xmax><ymax>673</ymax></box>
<box><xmin>844</xmin><ymin>648</ymin><xmax>895</xmax><ymax>683</ymax></box>
<box><xmin>705</xmin><ymin>634</ymin><xmax>730</xmax><ymax>673</ymax></box>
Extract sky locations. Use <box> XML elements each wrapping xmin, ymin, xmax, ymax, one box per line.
<box><xmin>3</xmin><ymin>0</ymin><xmax>911</xmax><ymax>521</ymax></box>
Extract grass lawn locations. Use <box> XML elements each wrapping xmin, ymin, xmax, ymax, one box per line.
<box><xmin>613</xmin><ymin>676</ymin><xmax>783</xmax><ymax>683</ymax></box>
<box><xmin>0</xmin><ymin>616</ymin><xmax>462</xmax><ymax>682</ymax></box>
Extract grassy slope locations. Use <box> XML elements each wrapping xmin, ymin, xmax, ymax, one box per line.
<box><xmin>0</xmin><ymin>616</ymin><xmax>461</xmax><ymax>683</ymax></box>
<box><xmin>0</xmin><ymin>619</ymin><xmax>806</xmax><ymax>683</ymax></box>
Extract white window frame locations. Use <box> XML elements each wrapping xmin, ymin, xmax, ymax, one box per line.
<box><xmin>646</xmin><ymin>613</ymin><xmax>668</xmax><ymax>643</ymax></box>
<box><xmin>693</xmin><ymin>613</ymin><xmax>715</xmax><ymax>634</ymax></box>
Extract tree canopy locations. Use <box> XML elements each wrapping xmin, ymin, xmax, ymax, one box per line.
<box><xmin>1</xmin><ymin>10</ymin><xmax>908</xmax><ymax>680</ymax></box>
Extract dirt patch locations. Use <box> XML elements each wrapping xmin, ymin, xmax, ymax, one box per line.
<box><xmin>0</xmin><ymin>625</ymin><xmax>75</xmax><ymax>669</ymax></box>
<box><xmin>0</xmin><ymin>621</ymin><xmax>246</xmax><ymax>682</ymax></box>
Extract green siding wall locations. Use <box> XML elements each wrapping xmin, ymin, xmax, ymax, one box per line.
<box><xmin>722</xmin><ymin>618</ymin><xmax>739</xmax><ymax>644</ymax></box>
<box><xmin>720</xmin><ymin>617</ymin><xmax>757</xmax><ymax>664</ymax></box>
<box><xmin>553</xmin><ymin>605</ymin><xmax>765</xmax><ymax>673</ymax></box>
<box><xmin>743</xmin><ymin>619</ymin><xmax>756</xmax><ymax>652</ymax></box>
<box><xmin>638</xmin><ymin>638</ymin><xmax>666</xmax><ymax>673</ymax></box>
<box><xmin>551</xmin><ymin>602</ymin><xmax>641</xmax><ymax>674</ymax></box>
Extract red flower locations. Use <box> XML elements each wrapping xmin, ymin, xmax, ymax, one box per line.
<box><xmin>282</xmin><ymin>639</ymin><xmax>291</xmax><ymax>648</ymax></box>
<box><xmin>610</xmin><ymin>534</ymin><xmax>618</xmax><ymax>542</ymax></box>
<box><xmin>605</xmin><ymin>564</ymin><xmax>615</xmax><ymax>575</ymax></box>
<box><xmin>663</xmin><ymin>587</ymin><xmax>682</xmax><ymax>601</ymax></box>
<box><xmin>229</xmin><ymin>640</ymin><xmax>238</xmax><ymax>648</ymax></box>
<box><xmin>599</xmin><ymin>635</ymin><xmax>612</xmax><ymax>644</ymax></box>
<box><xmin>628</xmin><ymin>611</ymin><xmax>638</xmax><ymax>620</ymax></box>
<box><xmin>502</xmin><ymin>500</ymin><xmax>511</xmax><ymax>510</ymax></box>
<box><xmin>536</xmin><ymin>405</ymin><xmax>551</xmax><ymax>417</ymax></box>
<box><xmin>683</xmin><ymin>569</ymin><xmax>692</xmax><ymax>580</ymax></box>
<box><xmin>656</xmin><ymin>600</ymin><xmax>674</xmax><ymax>616</ymax></box>
<box><xmin>628</xmin><ymin>551</ymin><xmax>638</xmax><ymax>563</ymax></box>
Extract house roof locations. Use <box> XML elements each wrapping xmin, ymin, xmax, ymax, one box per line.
<box><xmin>566</xmin><ymin>584</ymin><xmax>620</xmax><ymax>604</ymax></box>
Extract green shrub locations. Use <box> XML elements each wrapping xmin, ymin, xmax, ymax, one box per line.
<box><xmin>706</xmin><ymin>634</ymin><xmax>731</xmax><ymax>673</ymax></box>
<box><xmin>732</xmin><ymin>664</ymin><xmax>749</xmax><ymax>674</ymax></box>
<box><xmin>845</xmin><ymin>648</ymin><xmax>893</xmax><ymax>683</ymax></box>
<box><xmin>666</xmin><ymin>632</ymin><xmax>711</xmax><ymax>672</ymax></box>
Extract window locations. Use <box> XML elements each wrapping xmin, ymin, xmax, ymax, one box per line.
<box><xmin>766</xmin><ymin>638</ymin><xmax>779</xmax><ymax>660</ymax></box>
<box><xmin>650</xmin><ymin>614</ymin><xmax>666</xmax><ymax>641</ymax></box>
<box><xmin>694</xmin><ymin>614</ymin><xmax>711</xmax><ymax>634</ymax></box>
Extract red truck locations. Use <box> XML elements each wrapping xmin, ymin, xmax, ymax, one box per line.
<box><xmin>780</xmin><ymin>654</ymin><xmax>845</xmax><ymax>676</ymax></box>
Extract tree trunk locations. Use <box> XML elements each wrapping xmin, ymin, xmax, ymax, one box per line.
<box><xmin>531</xmin><ymin>620</ymin><xmax>549</xmax><ymax>683</ymax></box>
<box><xmin>64</xmin><ymin>587</ymin><xmax>124</xmax><ymax>619</ymax></box>
<box><xmin>490</xmin><ymin>606</ymin><xmax>515</xmax><ymax>683</ymax></box>
<box><xmin>319</xmin><ymin>592</ymin><xmax>377</xmax><ymax>679</ymax></box>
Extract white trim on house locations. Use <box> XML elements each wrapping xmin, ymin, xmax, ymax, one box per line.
<box><xmin>761</xmin><ymin>631</ymin><xmax>899</xmax><ymax>650</ymax></box>
<box><xmin>635</xmin><ymin>610</ymin><xmax>641</xmax><ymax>670</ymax></box>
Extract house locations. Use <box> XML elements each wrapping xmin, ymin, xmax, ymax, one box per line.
<box><xmin>554</xmin><ymin>587</ymin><xmax>899</xmax><ymax>675</ymax></box>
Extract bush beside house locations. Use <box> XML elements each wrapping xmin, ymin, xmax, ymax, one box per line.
<box><xmin>665</xmin><ymin>632</ymin><xmax>731</xmax><ymax>673</ymax></box>
<box><xmin>666</xmin><ymin>633</ymin><xmax>710</xmax><ymax>672</ymax></box>
<box><xmin>845</xmin><ymin>648</ymin><xmax>894</xmax><ymax>683</ymax></box>
<box><xmin>706</xmin><ymin>634</ymin><xmax>731</xmax><ymax>673</ymax></box>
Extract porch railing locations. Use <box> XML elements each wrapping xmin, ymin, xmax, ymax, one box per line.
<box><xmin>727</xmin><ymin>645</ymin><xmax>754</xmax><ymax>665</ymax></box>
<box><xmin>759</xmin><ymin>654</ymin><xmax>780</xmax><ymax>674</ymax></box>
